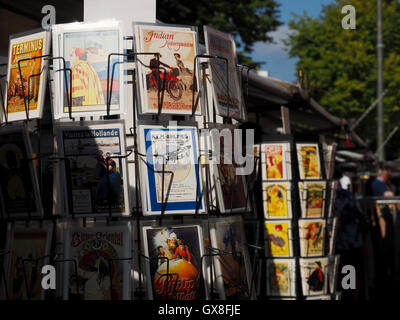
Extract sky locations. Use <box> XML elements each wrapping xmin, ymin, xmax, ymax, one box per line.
<box><xmin>251</xmin><ymin>0</ymin><xmax>334</xmax><ymax>82</ymax></box>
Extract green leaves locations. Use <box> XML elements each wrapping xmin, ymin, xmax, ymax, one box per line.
<box><xmin>286</xmin><ymin>0</ymin><xmax>400</xmax><ymax>158</ymax></box>
<box><xmin>157</xmin><ymin>0</ymin><xmax>282</xmax><ymax>67</ymax></box>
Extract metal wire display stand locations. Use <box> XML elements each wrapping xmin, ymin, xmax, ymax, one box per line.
<box><xmin>105</xmin><ymin>50</ymin><xmax>260</xmax><ymax>300</ymax></box>
<box><xmin>292</xmin><ymin>133</ymin><xmax>335</xmax><ymax>299</ymax></box>
<box><xmin>0</xmin><ymin>54</ymin><xmax>74</xmax><ymax>299</ymax></box>
<box><xmin>258</xmin><ymin>129</ymin><xmax>338</xmax><ymax>300</ymax></box>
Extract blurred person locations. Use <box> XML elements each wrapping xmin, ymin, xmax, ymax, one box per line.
<box><xmin>372</xmin><ymin>169</ymin><xmax>391</xmax><ymax>197</ymax></box>
<box><xmin>334</xmin><ymin>169</ymin><xmax>368</xmax><ymax>300</ymax></box>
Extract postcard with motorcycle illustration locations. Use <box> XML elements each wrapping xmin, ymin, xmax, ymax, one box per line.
<box><xmin>266</xmin><ymin>258</ymin><xmax>296</xmax><ymax>297</ymax></box>
<box><xmin>264</xmin><ymin>220</ymin><xmax>293</xmax><ymax>257</ymax></box>
<box><xmin>138</xmin><ymin>124</ymin><xmax>205</xmax><ymax>215</ymax></box>
<box><xmin>0</xmin><ymin>124</ymin><xmax>43</xmax><ymax>218</ymax></box>
<box><xmin>134</xmin><ymin>23</ymin><xmax>201</xmax><ymax>115</ymax></box>
<box><xmin>57</xmin><ymin>121</ymin><xmax>130</xmax><ymax>217</ymax></box>
<box><xmin>2</xmin><ymin>221</ymin><xmax>53</xmax><ymax>300</ymax></box>
<box><xmin>52</xmin><ymin>21</ymin><xmax>124</xmax><ymax>118</ymax></box>
<box><xmin>204</xmin><ymin>26</ymin><xmax>244</xmax><ymax>121</ymax></box>
<box><xmin>4</xmin><ymin>30</ymin><xmax>50</xmax><ymax>122</ymax></box>
<box><xmin>142</xmin><ymin>223</ymin><xmax>208</xmax><ymax>300</ymax></box>
<box><xmin>300</xmin><ymin>257</ymin><xmax>328</xmax><ymax>296</ymax></box>
<box><xmin>298</xmin><ymin>219</ymin><xmax>326</xmax><ymax>257</ymax></box>
<box><xmin>263</xmin><ymin>182</ymin><xmax>292</xmax><ymax>219</ymax></box>
<box><xmin>209</xmin><ymin>216</ymin><xmax>255</xmax><ymax>300</ymax></box>
<box><xmin>63</xmin><ymin>222</ymin><xmax>131</xmax><ymax>300</ymax></box>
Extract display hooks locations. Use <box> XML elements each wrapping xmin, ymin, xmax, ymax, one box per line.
<box><xmin>106</xmin><ymin>256</ymin><xmax>133</xmax><ymax>300</ymax></box>
<box><xmin>0</xmin><ymin>250</ymin><xmax>10</xmax><ymax>300</ymax></box>
<box><xmin>200</xmin><ymin>250</ymin><xmax>221</xmax><ymax>299</ymax></box>
<box><xmin>103</xmin><ymin>149</ymin><xmax>133</xmax><ymax>222</ymax></box>
<box><xmin>137</xmin><ymin>251</ymin><xmax>179</xmax><ymax>300</ymax></box>
<box><xmin>0</xmin><ymin>72</ymin><xmax>7</xmax><ymax>125</ymax></box>
<box><xmin>106</xmin><ymin>52</ymin><xmax>167</xmax><ymax>117</ymax></box>
<box><xmin>17</xmin><ymin>55</ymin><xmax>72</xmax><ymax>121</ymax></box>
<box><xmin>52</xmin><ymin>256</ymin><xmax>80</xmax><ymax>298</ymax></box>
<box><xmin>191</xmin><ymin>55</ymin><xmax>229</xmax><ymax>118</ymax></box>
<box><xmin>247</xmin><ymin>243</ymin><xmax>263</xmax><ymax>298</ymax></box>
<box><xmin>135</xmin><ymin>151</ymin><xmax>174</xmax><ymax>219</ymax></box>
<box><xmin>21</xmin><ymin>254</ymin><xmax>52</xmax><ymax>300</ymax></box>
<box><xmin>237</xmin><ymin>64</ymin><xmax>254</xmax><ymax>110</ymax></box>
<box><xmin>207</xmin><ymin>246</ymin><xmax>254</xmax><ymax>299</ymax></box>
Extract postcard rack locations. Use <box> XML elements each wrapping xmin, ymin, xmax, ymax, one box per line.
<box><xmin>256</xmin><ymin>130</ymin><xmax>340</xmax><ymax>300</ymax></box>
<box><xmin>0</xmin><ymin>33</ymin><xmax>277</xmax><ymax>301</ymax></box>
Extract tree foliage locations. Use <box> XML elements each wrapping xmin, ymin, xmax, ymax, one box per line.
<box><xmin>285</xmin><ymin>0</ymin><xmax>400</xmax><ymax>159</ymax></box>
<box><xmin>157</xmin><ymin>0</ymin><xmax>282</xmax><ymax>67</ymax></box>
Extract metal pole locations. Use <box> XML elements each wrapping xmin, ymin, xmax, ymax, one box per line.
<box><xmin>351</xmin><ymin>89</ymin><xmax>387</xmax><ymax>131</ymax></box>
<box><xmin>375</xmin><ymin>126</ymin><xmax>399</xmax><ymax>156</ymax></box>
<box><xmin>377</xmin><ymin>0</ymin><xmax>385</xmax><ymax>160</ymax></box>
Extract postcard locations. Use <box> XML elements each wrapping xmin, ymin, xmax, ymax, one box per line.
<box><xmin>266</xmin><ymin>258</ymin><xmax>296</xmax><ymax>297</ymax></box>
<box><xmin>57</xmin><ymin>121</ymin><xmax>130</xmax><ymax>216</ymax></box>
<box><xmin>261</xmin><ymin>143</ymin><xmax>291</xmax><ymax>181</ymax></box>
<box><xmin>134</xmin><ymin>23</ymin><xmax>200</xmax><ymax>115</ymax></box>
<box><xmin>3</xmin><ymin>221</ymin><xmax>53</xmax><ymax>300</ymax></box>
<box><xmin>4</xmin><ymin>30</ymin><xmax>51</xmax><ymax>122</ymax></box>
<box><xmin>142</xmin><ymin>223</ymin><xmax>207</xmax><ymax>300</ymax></box>
<box><xmin>264</xmin><ymin>220</ymin><xmax>293</xmax><ymax>257</ymax></box>
<box><xmin>296</xmin><ymin>143</ymin><xmax>322</xmax><ymax>180</ymax></box>
<box><xmin>298</xmin><ymin>219</ymin><xmax>326</xmax><ymax>257</ymax></box>
<box><xmin>204</xmin><ymin>26</ymin><xmax>243</xmax><ymax>120</ymax></box>
<box><xmin>210</xmin><ymin>216</ymin><xmax>254</xmax><ymax>299</ymax></box>
<box><xmin>63</xmin><ymin>223</ymin><xmax>131</xmax><ymax>300</ymax></box>
<box><xmin>263</xmin><ymin>182</ymin><xmax>292</xmax><ymax>219</ymax></box>
<box><xmin>299</xmin><ymin>181</ymin><xmax>326</xmax><ymax>218</ymax></box>
<box><xmin>52</xmin><ymin>20</ymin><xmax>124</xmax><ymax>118</ymax></box>
<box><xmin>0</xmin><ymin>124</ymin><xmax>43</xmax><ymax>218</ymax></box>
<box><xmin>138</xmin><ymin>124</ymin><xmax>205</xmax><ymax>215</ymax></box>
<box><xmin>210</xmin><ymin>124</ymin><xmax>249</xmax><ymax>213</ymax></box>
<box><xmin>300</xmin><ymin>257</ymin><xmax>328</xmax><ymax>296</ymax></box>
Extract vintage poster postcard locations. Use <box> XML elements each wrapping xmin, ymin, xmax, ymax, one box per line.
<box><xmin>204</xmin><ymin>26</ymin><xmax>243</xmax><ymax>120</ymax></box>
<box><xmin>3</xmin><ymin>221</ymin><xmax>53</xmax><ymax>300</ymax></box>
<box><xmin>299</xmin><ymin>181</ymin><xmax>326</xmax><ymax>218</ymax></box>
<box><xmin>0</xmin><ymin>124</ymin><xmax>43</xmax><ymax>218</ymax></box>
<box><xmin>210</xmin><ymin>216</ymin><xmax>254</xmax><ymax>300</ymax></box>
<box><xmin>138</xmin><ymin>125</ymin><xmax>205</xmax><ymax>215</ymax></box>
<box><xmin>261</xmin><ymin>143</ymin><xmax>291</xmax><ymax>181</ymax></box>
<box><xmin>300</xmin><ymin>257</ymin><xmax>328</xmax><ymax>296</ymax></box>
<box><xmin>52</xmin><ymin>21</ymin><xmax>124</xmax><ymax>118</ymax></box>
<box><xmin>299</xmin><ymin>219</ymin><xmax>326</xmax><ymax>257</ymax></box>
<box><xmin>296</xmin><ymin>143</ymin><xmax>322</xmax><ymax>180</ymax></box>
<box><xmin>142</xmin><ymin>223</ymin><xmax>208</xmax><ymax>300</ymax></box>
<box><xmin>210</xmin><ymin>124</ymin><xmax>249</xmax><ymax>213</ymax></box>
<box><xmin>264</xmin><ymin>220</ymin><xmax>293</xmax><ymax>257</ymax></box>
<box><xmin>266</xmin><ymin>258</ymin><xmax>296</xmax><ymax>297</ymax></box>
<box><xmin>134</xmin><ymin>23</ymin><xmax>200</xmax><ymax>115</ymax></box>
<box><xmin>63</xmin><ymin>223</ymin><xmax>131</xmax><ymax>300</ymax></box>
<box><xmin>263</xmin><ymin>182</ymin><xmax>292</xmax><ymax>219</ymax></box>
<box><xmin>58</xmin><ymin>122</ymin><xmax>130</xmax><ymax>216</ymax></box>
<box><xmin>4</xmin><ymin>30</ymin><xmax>51</xmax><ymax>122</ymax></box>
